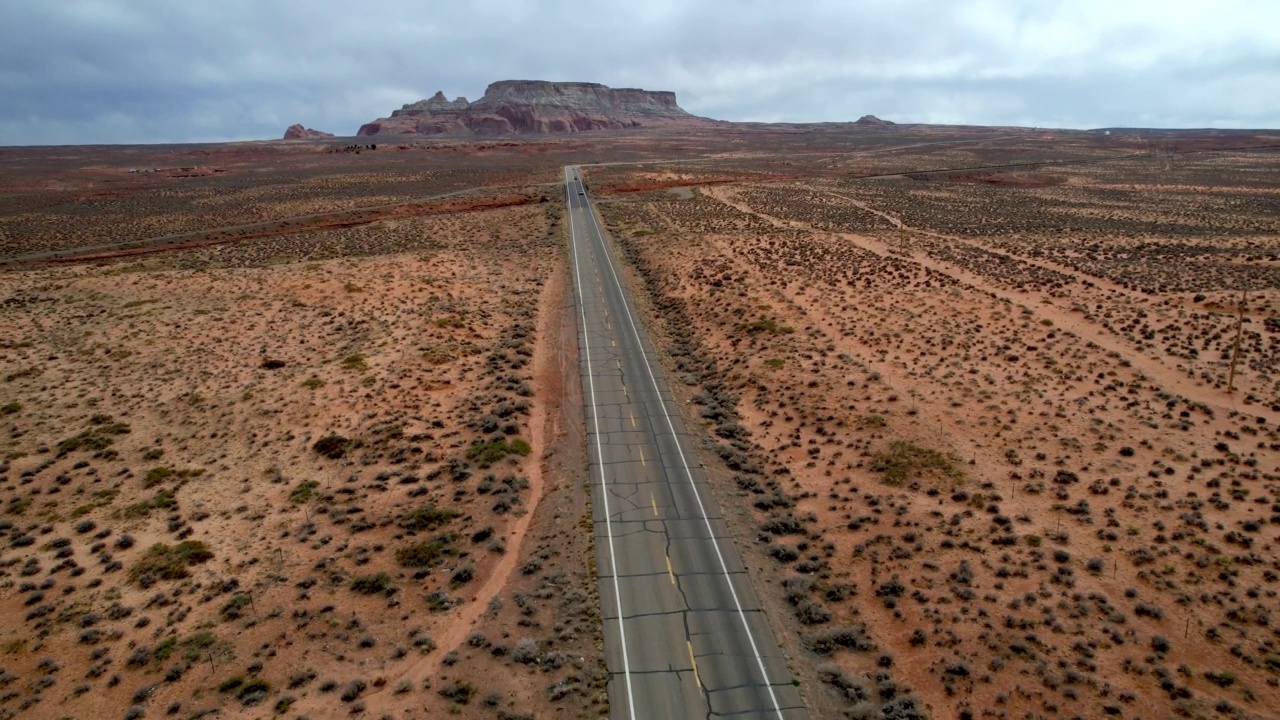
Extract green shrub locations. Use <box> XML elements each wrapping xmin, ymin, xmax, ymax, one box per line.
<box><xmin>181</xmin><ymin>632</ymin><xmax>217</xmax><ymax>662</ymax></box>
<box><xmin>736</xmin><ymin>318</ymin><xmax>794</xmax><ymax>335</ymax></box>
<box><xmin>289</xmin><ymin>480</ymin><xmax>320</xmax><ymax>504</ymax></box>
<box><xmin>395</xmin><ymin>533</ymin><xmax>459</xmax><ymax>568</ymax></box>
<box><xmin>236</xmin><ymin>679</ymin><xmax>270</xmax><ymax>706</ymax></box>
<box><xmin>0</xmin><ymin>401</ymin><xmax>21</xmax><ymax>416</ymax></box>
<box><xmin>399</xmin><ymin>504</ymin><xmax>462</xmax><ymax>532</ymax></box>
<box><xmin>121</xmin><ymin>489</ymin><xmax>177</xmax><ymax>518</ymax></box>
<box><xmin>870</xmin><ymin>441</ymin><xmax>963</xmax><ymax>487</ymax></box>
<box><xmin>301</xmin><ymin>377</ymin><xmax>325</xmax><ymax>390</ymax></box>
<box><xmin>350</xmin><ymin>573</ymin><xmax>393</xmax><ymax>595</ymax></box>
<box><xmin>312</xmin><ymin>434</ymin><xmax>351</xmax><ymax>459</ymax></box>
<box><xmin>142</xmin><ymin>466</ymin><xmax>203</xmax><ymax>488</ymax></box>
<box><xmin>1204</xmin><ymin>671</ymin><xmax>1235</xmax><ymax>687</ymax></box>
<box><xmin>129</xmin><ymin>541</ymin><xmax>213</xmax><ymax>583</ymax></box>
<box><xmin>465</xmin><ymin>438</ymin><xmax>532</xmax><ymax>468</ymax></box>
<box><xmin>341</xmin><ymin>354</ymin><xmax>368</xmax><ymax>372</ymax></box>
<box><xmin>153</xmin><ymin>637</ymin><xmax>178</xmax><ymax>663</ymax></box>
<box><xmin>3</xmin><ymin>367</ymin><xmax>42</xmax><ymax>383</ymax></box>
<box><xmin>438</xmin><ymin>680</ymin><xmax>475</xmax><ymax>704</ymax></box>
<box><xmin>56</xmin><ymin>421</ymin><xmax>131</xmax><ymax>457</ymax></box>
<box><xmin>220</xmin><ymin>594</ymin><xmax>253</xmax><ymax>620</ymax></box>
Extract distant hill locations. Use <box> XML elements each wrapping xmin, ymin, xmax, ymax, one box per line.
<box><xmin>356</xmin><ymin>80</ymin><xmax>720</xmax><ymax>136</ymax></box>
<box><xmin>282</xmin><ymin>124</ymin><xmax>334</xmax><ymax>140</ymax></box>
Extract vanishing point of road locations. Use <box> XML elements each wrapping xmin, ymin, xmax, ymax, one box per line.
<box><xmin>565</xmin><ymin>167</ymin><xmax>808</xmax><ymax>720</ymax></box>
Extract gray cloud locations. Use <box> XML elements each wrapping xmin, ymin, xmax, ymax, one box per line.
<box><xmin>1</xmin><ymin>0</ymin><xmax>1277</xmax><ymax>145</ymax></box>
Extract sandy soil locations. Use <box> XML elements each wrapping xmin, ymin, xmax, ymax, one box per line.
<box><xmin>1</xmin><ymin>125</ymin><xmax>1276</xmax><ymax>720</ymax></box>
<box><xmin>0</xmin><ymin>170</ymin><xmax>605</xmax><ymax>719</ymax></box>
<box><xmin>591</xmin><ymin>145</ymin><xmax>1279</xmax><ymax>720</ymax></box>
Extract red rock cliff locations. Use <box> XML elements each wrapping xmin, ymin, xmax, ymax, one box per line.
<box><xmin>282</xmin><ymin>124</ymin><xmax>335</xmax><ymax>140</ymax></box>
<box><xmin>356</xmin><ymin>80</ymin><xmax>714</xmax><ymax>136</ymax></box>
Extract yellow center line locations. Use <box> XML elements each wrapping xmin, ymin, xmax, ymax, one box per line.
<box><xmin>639</xmin><ymin>447</ymin><xmax>646</xmax><ymax>466</ymax></box>
<box><xmin>650</xmin><ymin>491</ymin><xmax>658</xmax><ymax>516</ymax></box>
<box><xmin>629</xmin><ymin>412</ymin><xmax>636</xmax><ymax>428</ymax></box>
<box><xmin>667</xmin><ymin>554</ymin><xmax>676</xmax><ymax>585</ymax></box>
<box><xmin>687</xmin><ymin>641</ymin><xmax>701</xmax><ymax>688</ymax></box>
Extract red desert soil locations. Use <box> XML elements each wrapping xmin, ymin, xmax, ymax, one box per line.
<box><xmin>588</xmin><ymin>141</ymin><xmax>1278</xmax><ymax>720</ymax></box>
<box><xmin>0</xmin><ymin>126</ymin><xmax>1276</xmax><ymax>720</ymax></box>
<box><xmin>0</xmin><ymin>153</ymin><xmax>606</xmax><ymax>719</ymax></box>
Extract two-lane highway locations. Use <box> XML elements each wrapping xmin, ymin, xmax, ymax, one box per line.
<box><xmin>565</xmin><ymin>167</ymin><xmax>808</xmax><ymax>720</ymax></box>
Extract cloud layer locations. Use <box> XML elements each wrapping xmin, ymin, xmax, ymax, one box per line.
<box><xmin>2</xmin><ymin>0</ymin><xmax>1277</xmax><ymax>145</ymax></box>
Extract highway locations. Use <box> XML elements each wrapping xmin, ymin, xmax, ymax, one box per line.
<box><xmin>565</xmin><ymin>167</ymin><xmax>808</xmax><ymax>720</ymax></box>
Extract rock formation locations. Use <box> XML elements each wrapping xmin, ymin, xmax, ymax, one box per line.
<box><xmin>854</xmin><ymin>115</ymin><xmax>895</xmax><ymax>126</ymax></box>
<box><xmin>357</xmin><ymin>80</ymin><xmax>714</xmax><ymax>136</ymax></box>
<box><xmin>283</xmin><ymin>124</ymin><xmax>335</xmax><ymax>140</ymax></box>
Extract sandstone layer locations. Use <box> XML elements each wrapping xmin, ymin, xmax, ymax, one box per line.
<box><xmin>282</xmin><ymin>124</ymin><xmax>335</xmax><ymax>140</ymax></box>
<box><xmin>357</xmin><ymin>80</ymin><xmax>716</xmax><ymax>136</ymax></box>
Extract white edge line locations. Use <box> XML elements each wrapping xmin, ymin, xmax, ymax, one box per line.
<box><xmin>567</xmin><ymin>167</ymin><xmax>637</xmax><ymax>720</ymax></box>
<box><xmin>579</xmin><ymin>173</ymin><xmax>787</xmax><ymax>718</ymax></box>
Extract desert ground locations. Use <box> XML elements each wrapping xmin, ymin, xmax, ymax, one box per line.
<box><xmin>0</xmin><ymin>139</ymin><xmax>613</xmax><ymax>719</ymax></box>
<box><xmin>587</xmin><ymin>130</ymin><xmax>1280</xmax><ymax>720</ymax></box>
<box><xmin>0</xmin><ymin>126</ymin><xmax>1277</xmax><ymax>720</ymax></box>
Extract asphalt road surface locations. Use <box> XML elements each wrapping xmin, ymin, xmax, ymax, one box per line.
<box><xmin>565</xmin><ymin>167</ymin><xmax>808</xmax><ymax>720</ymax></box>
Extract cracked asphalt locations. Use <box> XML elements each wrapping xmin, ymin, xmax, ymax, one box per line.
<box><xmin>565</xmin><ymin>167</ymin><xmax>808</xmax><ymax>720</ymax></box>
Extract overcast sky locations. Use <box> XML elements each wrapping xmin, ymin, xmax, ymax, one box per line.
<box><xmin>1</xmin><ymin>0</ymin><xmax>1277</xmax><ymax>145</ymax></box>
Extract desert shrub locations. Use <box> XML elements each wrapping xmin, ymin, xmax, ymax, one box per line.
<box><xmin>341</xmin><ymin>354</ymin><xmax>368</xmax><ymax>372</ymax></box>
<box><xmin>399</xmin><ymin>504</ymin><xmax>462</xmax><ymax>531</ymax></box>
<box><xmin>260</xmin><ymin>358</ymin><xmax>286</xmax><ymax>370</ymax></box>
<box><xmin>312</xmin><ymin>435</ymin><xmax>351</xmax><ymax>459</ymax></box>
<box><xmin>340</xmin><ymin>679</ymin><xmax>366</xmax><ymax>702</ymax></box>
<box><xmin>350</xmin><ymin>573</ymin><xmax>393</xmax><ymax>595</ymax></box>
<box><xmin>465</xmin><ymin>438</ymin><xmax>532</xmax><ymax>468</ymax></box>
<box><xmin>804</xmin><ymin>626</ymin><xmax>874</xmax><ymax>654</ymax></box>
<box><xmin>761</xmin><ymin>513</ymin><xmax>805</xmax><ymax>535</ymax></box>
<box><xmin>737</xmin><ymin>318</ymin><xmax>794</xmax><ymax>335</ymax></box>
<box><xmin>438</xmin><ymin>680</ymin><xmax>475</xmax><ymax>704</ymax></box>
<box><xmin>513</xmin><ymin>638</ymin><xmax>540</xmax><ymax>664</ymax></box>
<box><xmin>142</xmin><ymin>466</ymin><xmax>203</xmax><ymax>488</ymax></box>
<box><xmin>289</xmin><ymin>480</ymin><xmax>319</xmax><ymax>503</ymax></box>
<box><xmin>1204</xmin><ymin>670</ymin><xmax>1236</xmax><ymax>687</ymax></box>
<box><xmin>871</xmin><ymin>441</ymin><xmax>963</xmax><ymax>486</ymax></box>
<box><xmin>220</xmin><ymin>594</ymin><xmax>252</xmax><ymax>621</ymax></box>
<box><xmin>121</xmin><ymin>489</ymin><xmax>177</xmax><ymax>518</ymax></box>
<box><xmin>287</xmin><ymin>670</ymin><xmax>316</xmax><ymax>689</ymax></box>
<box><xmin>450</xmin><ymin>563</ymin><xmax>475</xmax><ymax>587</ymax></box>
<box><xmin>768</xmin><ymin>544</ymin><xmax>799</xmax><ymax>562</ymax></box>
<box><xmin>876</xmin><ymin>576</ymin><xmax>906</xmax><ymax>598</ymax></box>
<box><xmin>796</xmin><ymin>600</ymin><xmax>832</xmax><ymax>625</ymax></box>
<box><xmin>218</xmin><ymin>676</ymin><xmax>245</xmax><ymax>693</ymax></box>
<box><xmin>56</xmin><ymin>418</ymin><xmax>131</xmax><ymax>457</ymax></box>
<box><xmin>237</xmin><ymin>679</ymin><xmax>270</xmax><ymax>706</ymax></box>
<box><xmin>129</xmin><ymin>541</ymin><xmax>213</xmax><ymax>583</ymax></box>
<box><xmin>0</xmin><ymin>401</ymin><xmax>21</xmax><ymax>415</ymax></box>
<box><xmin>395</xmin><ymin>533</ymin><xmax>459</xmax><ymax>567</ymax></box>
